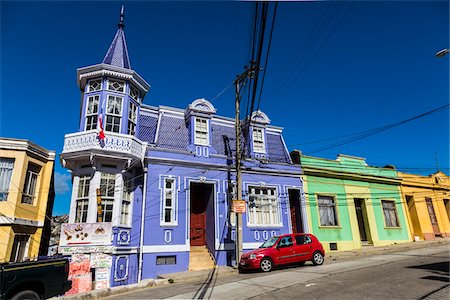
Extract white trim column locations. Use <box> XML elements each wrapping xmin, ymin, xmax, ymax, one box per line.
<box><xmin>68</xmin><ymin>176</ymin><xmax>80</xmax><ymax>223</ymax></box>
<box><xmin>87</xmin><ymin>170</ymin><xmax>101</xmax><ymax>223</ymax></box>
<box><xmin>112</xmin><ymin>173</ymin><xmax>123</xmax><ymax>226</ymax></box>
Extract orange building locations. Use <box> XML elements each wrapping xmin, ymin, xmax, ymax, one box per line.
<box><xmin>399</xmin><ymin>171</ymin><xmax>450</xmax><ymax>240</ymax></box>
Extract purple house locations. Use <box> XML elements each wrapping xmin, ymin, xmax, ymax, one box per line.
<box><xmin>59</xmin><ymin>8</ymin><xmax>306</xmax><ymax>289</ymax></box>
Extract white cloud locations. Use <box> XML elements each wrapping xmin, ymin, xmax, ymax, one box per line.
<box><xmin>54</xmin><ymin>172</ymin><xmax>71</xmax><ymax>195</ymax></box>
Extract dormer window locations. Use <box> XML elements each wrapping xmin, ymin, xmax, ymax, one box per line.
<box><xmin>88</xmin><ymin>79</ymin><xmax>101</xmax><ymax>92</ymax></box>
<box><xmin>128</xmin><ymin>102</ymin><xmax>137</xmax><ymax>135</ymax></box>
<box><xmin>107</xmin><ymin>80</ymin><xmax>125</xmax><ymax>93</ymax></box>
<box><xmin>106</xmin><ymin>95</ymin><xmax>123</xmax><ymax>133</ymax></box>
<box><xmin>129</xmin><ymin>87</ymin><xmax>139</xmax><ymax>101</ymax></box>
<box><xmin>85</xmin><ymin>95</ymin><xmax>99</xmax><ymax>131</ymax></box>
<box><xmin>252</xmin><ymin>128</ymin><xmax>265</xmax><ymax>153</ymax></box>
<box><xmin>194</xmin><ymin>117</ymin><xmax>209</xmax><ymax>145</ymax></box>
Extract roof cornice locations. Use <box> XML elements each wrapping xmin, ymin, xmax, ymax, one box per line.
<box><xmin>0</xmin><ymin>138</ymin><xmax>55</xmax><ymax>162</ymax></box>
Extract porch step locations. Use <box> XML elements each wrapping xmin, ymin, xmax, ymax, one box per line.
<box><xmin>189</xmin><ymin>246</ymin><xmax>215</xmax><ymax>271</ymax></box>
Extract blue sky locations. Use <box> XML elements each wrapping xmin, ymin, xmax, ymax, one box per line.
<box><xmin>1</xmin><ymin>1</ymin><xmax>448</xmax><ymax>215</ymax></box>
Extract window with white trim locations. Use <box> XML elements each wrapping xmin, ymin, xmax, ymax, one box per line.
<box><xmin>88</xmin><ymin>79</ymin><xmax>102</xmax><ymax>92</ymax></box>
<box><xmin>317</xmin><ymin>195</ymin><xmax>338</xmax><ymax>226</ymax></box>
<box><xmin>129</xmin><ymin>86</ymin><xmax>139</xmax><ymax>101</ymax></box>
<box><xmin>10</xmin><ymin>234</ymin><xmax>29</xmax><ymax>262</ymax></box>
<box><xmin>120</xmin><ymin>180</ymin><xmax>132</xmax><ymax>226</ymax></box>
<box><xmin>0</xmin><ymin>158</ymin><xmax>14</xmax><ymax>201</ymax></box>
<box><xmin>248</xmin><ymin>186</ymin><xmax>281</xmax><ymax>226</ymax></box>
<box><xmin>194</xmin><ymin>118</ymin><xmax>209</xmax><ymax>145</ymax></box>
<box><xmin>107</xmin><ymin>80</ymin><xmax>124</xmax><ymax>93</ymax></box>
<box><xmin>106</xmin><ymin>95</ymin><xmax>123</xmax><ymax>133</ymax></box>
<box><xmin>162</xmin><ymin>178</ymin><xmax>176</xmax><ymax>225</ymax></box>
<box><xmin>128</xmin><ymin>102</ymin><xmax>137</xmax><ymax>135</ymax></box>
<box><xmin>382</xmin><ymin>200</ymin><xmax>400</xmax><ymax>227</ymax></box>
<box><xmin>21</xmin><ymin>163</ymin><xmax>41</xmax><ymax>205</ymax></box>
<box><xmin>75</xmin><ymin>176</ymin><xmax>90</xmax><ymax>223</ymax></box>
<box><xmin>100</xmin><ymin>173</ymin><xmax>115</xmax><ymax>222</ymax></box>
<box><xmin>85</xmin><ymin>95</ymin><xmax>99</xmax><ymax>131</ymax></box>
<box><xmin>252</xmin><ymin>128</ymin><xmax>265</xmax><ymax>153</ymax></box>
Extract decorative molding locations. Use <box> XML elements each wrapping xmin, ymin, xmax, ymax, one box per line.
<box><xmin>0</xmin><ymin>138</ymin><xmax>55</xmax><ymax>161</ymax></box>
<box><xmin>117</xmin><ymin>229</ymin><xmax>131</xmax><ymax>245</ymax></box>
<box><xmin>142</xmin><ymin>244</ymin><xmax>189</xmax><ymax>253</ymax></box>
<box><xmin>114</xmin><ymin>255</ymin><xmax>129</xmax><ymax>281</ymax></box>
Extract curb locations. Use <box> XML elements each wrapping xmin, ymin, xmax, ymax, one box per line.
<box><xmin>54</xmin><ymin>278</ymin><xmax>169</xmax><ymax>300</ymax></box>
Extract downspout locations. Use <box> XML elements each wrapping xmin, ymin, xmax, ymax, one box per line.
<box><xmin>138</xmin><ymin>167</ymin><xmax>148</xmax><ymax>282</ymax></box>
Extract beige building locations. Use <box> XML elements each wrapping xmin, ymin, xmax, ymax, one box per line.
<box><xmin>0</xmin><ymin>138</ymin><xmax>55</xmax><ymax>262</ymax></box>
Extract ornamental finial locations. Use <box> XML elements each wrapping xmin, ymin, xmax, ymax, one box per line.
<box><xmin>118</xmin><ymin>5</ymin><xmax>125</xmax><ymax>29</ymax></box>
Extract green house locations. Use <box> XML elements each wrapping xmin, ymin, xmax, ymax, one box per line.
<box><xmin>291</xmin><ymin>151</ymin><xmax>412</xmax><ymax>252</ymax></box>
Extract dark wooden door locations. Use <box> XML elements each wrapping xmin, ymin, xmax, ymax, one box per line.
<box><xmin>354</xmin><ymin>199</ymin><xmax>367</xmax><ymax>241</ymax></box>
<box><xmin>426</xmin><ymin>198</ymin><xmax>440</xmax><ymax>235</ymax></box>
<box><xmin>289</xmin><ymin>190</ymin><xmax>303</xmax><ymax>233</ymax></box>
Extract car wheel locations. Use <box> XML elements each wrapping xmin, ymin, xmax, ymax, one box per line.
<box><xmin>238</xmin><ymin>265</ymin><xmax>245</xmax><ymax>273</ymax></box>
<box><xmin>312</xmin><ymin>251</ymin><xmax>324</xmax><ymax>266</ymax></box>
<box><xmin>260</xmin><ymin>258</ymin><xmax>273</xmax><ymax>272</ymax></box>
<box><xmin>10</xmin><ymin>290</ymin><xmax>40</xmax><ymax>300</ymax></box>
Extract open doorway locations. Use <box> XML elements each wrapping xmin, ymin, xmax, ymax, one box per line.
<box><xmin>354</xmin><ymin>198</ymin><xmax>372</xmax><ymax>244</ymax></box>
<box><xmin>288</xmin><ymin>189</ymin><xmax>304</xmax><ymax>233</ymax></box>
<box><xmin>190</xmin><ymin>182</ymin><xmax>215</xmax><ymax>246</ymax></box>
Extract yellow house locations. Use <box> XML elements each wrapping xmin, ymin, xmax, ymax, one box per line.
<box><xmin>399</xmin><ymin>171</ymin><xmax>450</xmax><ymax>240</ymax></box>
<box><xmin>0</xmin><ymin>138</ymin><xmax>55</xmax><ymax>263</ymax></box>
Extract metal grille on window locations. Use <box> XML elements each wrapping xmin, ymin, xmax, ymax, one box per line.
<box><xmin>107</xmin><ymin>80</ymin><xmax>124</xmax><ymax>92</ymax></box>
<box><xmin>106</xmin><ymin>96</ymin><xmax>122</xmax><ymax>133</ymax></box>
<box><xmin>75</xmin><ymin>176</ymin><xmax>90</xmax><ymax>223</ymax></box>
<box><xmin>248</xmin><ymin>186</ymin><xmax>280</xmax><ymax>226</ymax></box>
<box><xmin>318</xmin><ymin>195</ymin><xmax>338</xmax><ymax>226</ymax></box>
<box><xmin>128</xmin><ymin>102</ymin><xmax>137</xmax><ymax>135</ymax></box>
<box><xmin>0</xmin><ymin>158</ymin><xmax>14</xmax><ymax>201</ymax></box>
<box><xmin>88</xmin><ymin>79</ymin><xmax>101</xmax><ymax>92</ymax></box>
<box><xmin>100</xmin><ymin>173</ymin><xmax>116</xmax><ymax>222</ymax></box>
<box><xmin>194</xmin><ymin>118</ymin><xmax>208</xmax><ymax>145</ymax></box>
<box><xmin>253</xmin><ymin>128</ymin><xmax>265</xmax><ymax>153</ymax></box>
<box><xmin>382</xmin><ymin>200</ymin><xmax>399</xmax><ymax>227</ymax></box>
<box><xmin>86</xmin><ymin>95</ymin><xmax>99</xmax><ymax>131</ymax></box>
<box><xmin>21</xmin><ymin>163</ymin><xmax>41</xmax><ymax>204</ymax></box>
<box><xmin>163</xmin><ymin>178</ymin><xmax>175</xmax><ymax>224</ymax></box>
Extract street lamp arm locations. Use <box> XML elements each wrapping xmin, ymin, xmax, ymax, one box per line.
<box><xmin>435</xmin><ymin>48</ymin><xmax>449</xmax><ymax>57</ymax></box>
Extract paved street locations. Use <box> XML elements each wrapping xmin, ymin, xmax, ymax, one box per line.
<box><xmin>103</xmin><ymin>244</ymin><xmax>449</xmax><ymax>300</ymax></box>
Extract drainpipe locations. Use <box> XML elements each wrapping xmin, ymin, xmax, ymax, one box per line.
<box><xmin>138</xmin><ymin>167</ymin><xmax>148</xmax><ymax>282</ymax></box>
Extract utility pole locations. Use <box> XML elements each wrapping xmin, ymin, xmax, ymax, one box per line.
<box><xmin>234</xmin><ymin>65</ymin><xmax>255</xmax><ymax>266</ymax></box>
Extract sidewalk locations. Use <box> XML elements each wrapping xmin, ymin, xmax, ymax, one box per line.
<box><xmin>58</xmin><ymin>237</ymin><xmax>450</xmax><ymax>300</ymax></box>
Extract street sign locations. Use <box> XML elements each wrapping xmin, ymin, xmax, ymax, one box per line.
<box><xmin>232</xmin><ymin>200</ymin><xmax>246</xmax><ymax>213</ymax></box>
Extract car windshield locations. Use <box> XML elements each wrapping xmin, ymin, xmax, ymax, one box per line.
<box><xmin>259</xmin><ymin>237</ymin><xmax>278</xmax><ymax>248</ymax></box>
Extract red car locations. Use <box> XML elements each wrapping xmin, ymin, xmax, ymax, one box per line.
<box><xmin>239</xmin><ymin>233</ymin><xmax>325</xmax><ymax>272</ymax></box>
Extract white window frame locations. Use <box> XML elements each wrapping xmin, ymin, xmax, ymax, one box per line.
<box><xmin>252</xmin><ymin>128</ymin><xmax>266</xmax><ymax>153</ymax></box>
<box><xmin>85</xmin><ymin>95</ymin><xmax>99</xmax><ymax>131</ymax></box>
<box><xmin>100</xmin><ymin>173</ymin><xmax>116</xmax><ymax>223</ymax></box>
<box><xmin>194</xmin><ymin>117</ymin><xmax>209</xmax><ymax>146</ymax></box>
<box><xmin>87</xmin><ymin>79</ymin><xmax>102</xmax><ymax>92</ymax></box>
<box><xmin>120</xmin><ymin>180</ymin><xmax>132</xmax><ymax>226</ymax></box>
<box><xmin>105</xmin><ymin>95</ymin><xmax>123</xmax><ymax>133</ymax></box>
<box><xmin>128</xmin><ymin>101</ymin><xmax>138</xmax><ymax>135</ymax></box>
<box><xmin>75</xmin><ymin>176</ymin><xmax>90</xmax><ymax>223</ymax></box>
<box><xmin>0</xmin><ymin>158</ymin><xmax>15</xmax><ymax>201</ymax></box>
<box><xmin>107</xmin><ymin>79</ymin><xmax>125</xmax><ymax>93</ymax></box>
<box><xmin>10</xmin><ymin>234</ymin><xmax>30</xmax><ymax>262</ymax></box>
<box><xmin>247</xmin><ymin>186</ymin><xmax>281</xmax><ymax>227</ymax></box>
<box><xmin>317</xmin><ymin>195</ymin><xmax>339</xmax><ymax>226</ymax></box>
<box><xmin>21</xmin><ymin>163</ymin><xmax>40</xmax><ymax>205</ymax></box>
<box><xmin>161</xmin><ymin>177</ymin><xmax>177</xmax><ymax>226</ymax></box>
<box><xmin>229</xmin><ymin>182</ymin><xmax>236</xmax><ymax>226</ymax></box>
<box><xmin>129</xmin><ymin>86</ymin><xmax>139</xmax><ymax>101</ymax></box>
<box><xmin>382</xmin><ymin>200</ymin><xmax>400</xmax><ymax>227</ymax></box>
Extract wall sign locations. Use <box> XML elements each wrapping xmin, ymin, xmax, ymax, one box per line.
<box><xmin>60</xmin><ymin>223</ymin><xmax>112</xmax><ymax>246</ymax></box>
<box><xmin>232</xmin><ymin>200</ymin><xmax>246</xmax><ymax>213</ymax></box>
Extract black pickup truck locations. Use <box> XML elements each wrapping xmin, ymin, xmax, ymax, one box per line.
<box><xmin>0</xmin><ymin>258</ymin><xmax>72</xmax><ymax>300</ymax></box>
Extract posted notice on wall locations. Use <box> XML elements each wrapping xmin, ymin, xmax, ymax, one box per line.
<box><xmin>95</xmin><ymin>268</ymin><xmax>110</xmax><ymax>290</ymax></box>
<box><xmin>232</xmin><ymin>200</ymin><xmax>246</xmax><ymax>213</ymax></box>
<box><xmin>60</xmin><ymin>223</ymin><xmax>112</xmax><ymax>246</ymax></box>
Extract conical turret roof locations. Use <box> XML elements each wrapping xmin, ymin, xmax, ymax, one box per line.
<box><xmin>102</xmin><ymin>6</ymin><xmax>131</xmax><ymax>69</ymax></box>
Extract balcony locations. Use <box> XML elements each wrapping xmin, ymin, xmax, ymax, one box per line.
<box><xmin>61</xmin><ymin>130</ymin><xmax>147</xmax><ymax>167</ymax></box>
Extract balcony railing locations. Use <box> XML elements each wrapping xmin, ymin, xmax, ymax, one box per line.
<box><xmin>62</xmin><ymin>130</ymin><xmax>147</xmax><ymax>160</ymax></box>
